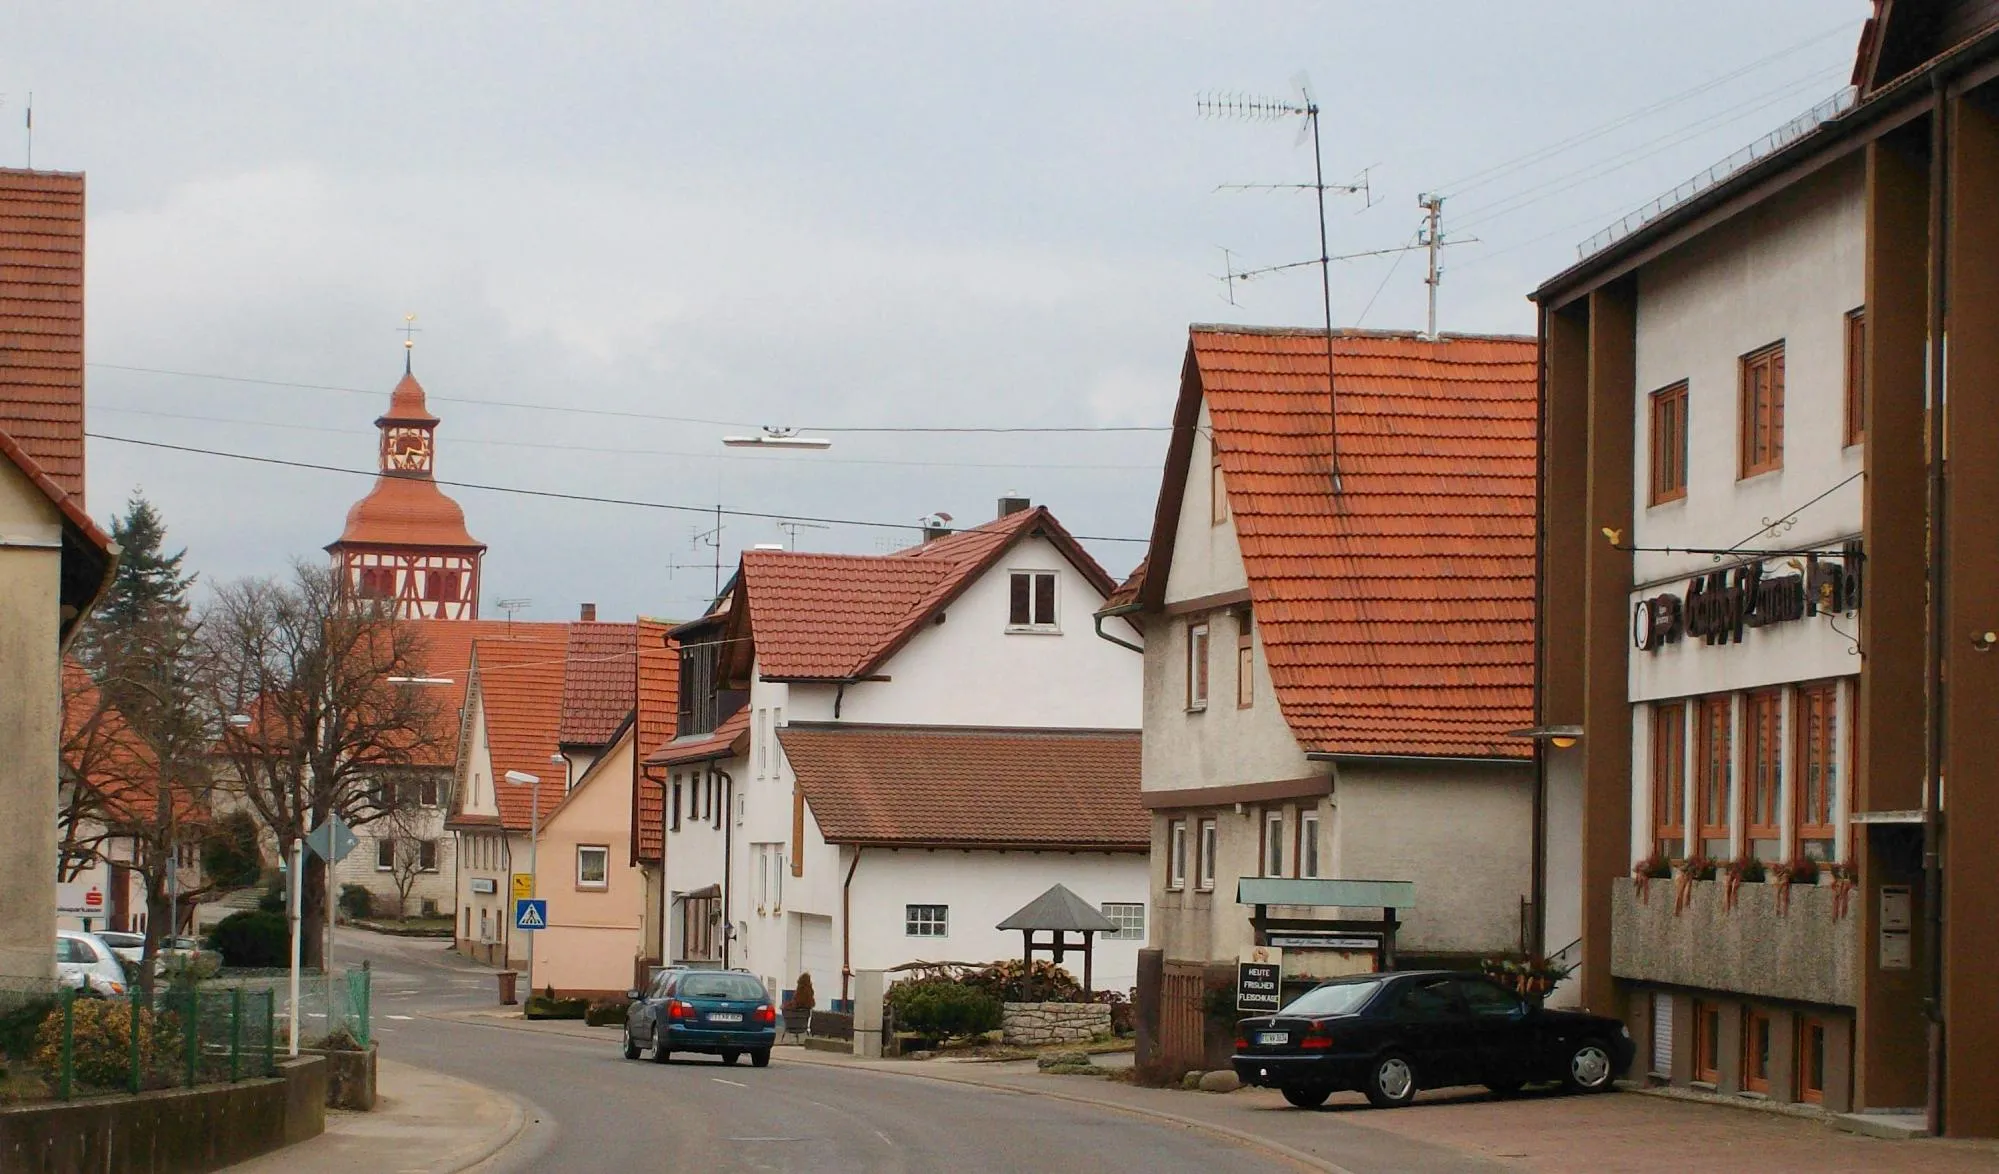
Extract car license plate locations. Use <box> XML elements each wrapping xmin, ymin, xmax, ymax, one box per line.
<box><xmin>709</xmin><ymin>1013</ymin><xmax>743</xmax><ymax>1023</ymax></box>
<box><xmin>1257</xmin><ymin>1031</ymin><xmax>1288</xmax><ymax>1046</ymax></box>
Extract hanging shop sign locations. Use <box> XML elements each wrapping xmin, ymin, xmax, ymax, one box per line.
<box><xmin>1634</xmin><ymin>540</ymin><xmax>1862</xmax><ymax>654</ymax></box>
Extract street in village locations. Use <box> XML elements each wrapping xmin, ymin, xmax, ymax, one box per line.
<box><xmin>247</xmin><ymin>928</ymin><xmax>1999</xmax><ymax>1174</ymax></box>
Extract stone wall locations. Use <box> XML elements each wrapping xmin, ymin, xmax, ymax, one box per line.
<box><xmin>1611</xmin><ymin>876</ymin><xmax>1857</xmax><ymax>1007</ymax></box>
<box><xmin>1001</xmin><ymin>1002</ymin><xmax>1111</xmax><ymax>1047</ymax></box>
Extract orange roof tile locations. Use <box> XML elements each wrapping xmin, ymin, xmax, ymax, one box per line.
<box><xmin>469</xmin><ymin>628</ymin><xmax>573</xmax><ymax>830</ymax></box>
<box><xmin>777</xmin><ymin>724</ymin><xmax>1144</xmax><ymax>850</ymax></box>
<box><xmin>1102</xmin><ymin>558</ymin><xmax>1145</xmax><ymax>613</ymax></box>
<box><xmin>732</xmin><ymin>506</ymin><xmax>1115</xmax><ymax>681</ymax></box>
<box><xmin>401</xmin><ymin>620</ymin><xmax>571</xmax><ymax>767</ymax></box>
<box><xmin>331</xmin><ymin>472</ymin><xmax>484</xmax><ymax>550</ymax></box>
<box><xmin>0</xmin><ymin>169</ymin><xmax>86</xmax><ymax>504</ymax></box>
<box><xmin>377</xmin><ymin>371</ymin><xmax>440</xmax><ymax>427</ymax></box>
<box><xmin>632</xmin><ymin>619</ymin><xmax>678</xmax><ymax>863</ymax></box>
<box><xmin>1141</xmin><ymin>327</ymin><xmax>1537</xmax><ymax>761</ymax></box>
<box><xmin>559</xmin><ymin>622</ymin><xmax>639</xmax><ymax>746</ymax></box>
<box><xmin>644</xmin><ymin>704</ymin><xmax>749</xmax><ymax>768</ymax></box>
<box><xmin>61</xmin><ymin>664</ymin><xmax>206</xmax><ymax>826</ymax></box>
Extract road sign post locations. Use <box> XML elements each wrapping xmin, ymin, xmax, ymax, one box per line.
<box><xmin>305</xmin><ymin>815</ymin><xmax>358</xmax><ymax>1041</ymax></box>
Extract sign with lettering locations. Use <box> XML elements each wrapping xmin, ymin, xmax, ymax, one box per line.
<box><xmin>511</xmin><ymin>873</ymin><xmax>535</xmax><ymax>901</ymax></box>
<box><xmin>1634</xmin><ymin>541</ymin><xmax>1862</xmax><ymax>654</ymax></box>
<box><xmin>56</xmin><ymin>883</ymin><xmax>105</xmax><ymax>918</ymax></box>
<box><xmin>1237</xmin><ymin>946</ymin><xmax>1284</xmax><ymax>1013</ymax></box>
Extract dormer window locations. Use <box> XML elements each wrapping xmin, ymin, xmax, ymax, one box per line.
<box><xmin>1008</xmin><ymin>571</ymin><xmax>1058</xmax><ymax>631</ymax></box>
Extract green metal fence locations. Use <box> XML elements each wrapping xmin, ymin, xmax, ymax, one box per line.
<box><xmin>0</xmin><ymin>964</ymin><xmax>370</xmax><ymax>1103</ymax></box>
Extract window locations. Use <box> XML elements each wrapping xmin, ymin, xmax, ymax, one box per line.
<box><xmin>423</xmin><ymin>568</ymin><xmax>460</xmax><ymax>602</ymax></box>
<box><xmin>756</xmin><ymin>709</ymin><xmax>768</xmax><ymax>778</ymax></box>
<box><xmin>1739</xmin><ymin>342</ymin><xmax>1785</xmax><ymax>478</ymax></box>
<box><xmin>1742</xmin><ymin>1007</ymin><xmax>1773</xmax><ymax>1094</ymax></box>
<box><xmin>1168</xmin><ymin>820</ymin><xmax>1187</xmax><ymax>890</ymax></box>
<box><xmin>1210</xmin><ymin>449</ymin><xmax>1228</xmax><ymax>524</ymax></box>
<box><xmin>1263</xmin><ymin>811</ymin><xmax>1284</xmax><ymax>878</ymax></box>
<box><xmin>1186</xmin><ymin>622</ymin><xmax>1210</xmax><ymax>710</ymax></box>
<box><xmin>1456</xmin><ymin>979</ymin><xmax>1526</xmax><ymax>1019</ymax></box>
<box><xmin>1235</xmin><ymin>610</ymin><xmax>1254</xmax><ymax>709</ymax></box>
<box><xmin>1743</xmin><ymin>690</ymin><xmax>1782</xmax><ymax>847</ymax></box>
<box><xmin>1796</xmin><ymin>1016</ymin><xmax>1828</xmax><ymax>1104</ymax></box>
<box><xmin>1394</xmin><ymin>978</ymin><xmax>1459</xmax><ymax>1022</ymax></box>
<box><xmin>1795</xmin><ymin>683</ymin><xmax>1840</xmax><ymax>860</ymax></box>
<box><xmin>1693</xmin><ymin>999</ymin><xmax>1722</xmax><ymax>1084</ymax></box>
<box><xmin>376</xmin><ymin>778</ymin><xmax>398</xmax><ymax>809</ymax></box>
<box><xmin>1299</xmin><ymin>811</ymin><xmax>1321</xmax><ymax>878</ymax></box>
<box><xmin>357</xmin><ymin>566</ymin><xmax>394</xmax><ymax>599</ymax></box>
<box><xmin>1653</xmin><ymin>703</ymin><xmax>1687</xmax><ymax>858</ymax></box>
<box><xmin>1845</xmin><ymin>308</ymin><xmax>1866</xmax><ymax>447</ymax></box>
<box><xmin>419</xmin><ymin>777</ymin><xmax>439</xmax><ymax>807</ymax></box>
<box><xmin>1696</xmin><ymin>696</ymin><xmax>1733</xmax><ymax>852</ymax></box>
<box><xmin>1649</xmin><ymin>381</ymin><xmax>1689</xmax><ymax>504</ymax></box>
<box><xmin>419</xmin><ymin>840</ymin><xmax>438</xmax><ymax>872</ymax></box>
<box><xmin>1008</xmin><ymin>571</ymin><xmax>1057</xmax><ymax>629</ymax></box>
<box><xmin>576</xmin><ymin>845</ymin><xmax>609</xmax><ymax>888</ymax></box>
<box><xmin>375</xmin><ymin>839</ymin><xmax>395</xmax><ymax>871</ymax></box>
<box><xmin>905</xmin><ymin>904</ymin><xmax>948</xmax><ymax>937</ymax></box>
<box><xmin>1101</xmin><ymin>903</ymin><xmax>1146</xmax><ymax>941</ymax></box>
<box><xmin>1197</xmin><ymin>819</ymin><xmax>1217</xmax><ymax>891</ymax></box>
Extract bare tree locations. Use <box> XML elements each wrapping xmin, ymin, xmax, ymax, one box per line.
<box><xmin>370</xmin><ymin>774</ymin><xmax>439</xmax><ymax>921</ymax></box>
<box><xmin>206</xmin><ymin>563</ymin><xmax>450</xmax><ymax>969</ymax></box>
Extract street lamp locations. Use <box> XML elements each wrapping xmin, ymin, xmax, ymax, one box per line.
<box><xmin>503</xmin><ymin>770</ymin><xmax>540</xmax><ymax>998</ymax></box>
<box><xmin>387</xmin><ymin>676</ymin><xmax>455</xmax><ymax>686</ymax></box>
<box><xmin>721</xmin><ymin>426</ymin><xmax>832</xmax><ymax>450</ymax></box>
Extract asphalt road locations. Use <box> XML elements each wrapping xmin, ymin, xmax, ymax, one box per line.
<box><xmin>342</xmin><ymin>929</ymin><xmax>1306</xmax><ymax>1173</ymax></box>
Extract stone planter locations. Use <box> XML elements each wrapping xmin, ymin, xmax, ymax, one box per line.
<box><xmin>1000</xmin><ymin>1002</ymin><xmax>1112</xmax><ymax>1047</ymax></box>
<box><xmin>302</xmin><ymin>1042</ymin><xmax>378</xmax><ymax>1111</ymax></box>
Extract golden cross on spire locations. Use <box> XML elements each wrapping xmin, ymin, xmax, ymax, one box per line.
<box><xmin>400</xmin><ymin>313</ymin><xmax>421</xmax><ymax>373</ymax></box>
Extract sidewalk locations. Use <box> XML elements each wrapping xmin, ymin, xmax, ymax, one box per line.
<box><xmin>228</xmin><ymin>1058</ymin><xmax>524</xmax><ymax>1174</ymax></box>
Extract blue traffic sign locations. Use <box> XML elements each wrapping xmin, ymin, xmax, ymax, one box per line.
<box><xmin>513</xmin><ymin>898</ymin><xmax>548</xmax><ymax>931</ymax></box>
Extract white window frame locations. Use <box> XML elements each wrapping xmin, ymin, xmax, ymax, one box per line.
<box><xmin>1101</xmin><ymin>902</ymin><xmax>1146</xmax><ymax>941</ymax></box>
<box><xmin>1300</xmin><ymin>812</ymin><xmax>1321</xmax><ymax>878</ymax></box>
<box><xmin>1197</xmin><ymin>819</ymin><xmax>1218</xmax><ymax>891</ymax></box>
<box><xmin>905</xmin><ymin>904</ymin><xmax>949</xmax><ymax>937</ymax></box>
<box><xmin>375</xmin><ymin>838</ymin><xmax>395</xmax><ymax>872</ymax></box>
<box><xmin>1187</xmin><ymin>622</ymin><xmax>1210</xmax><ymax>711</ymax></box>
<box><xmin>575</xmin><ymin>844</ymin><xmax>610</xmax><ymax>888</ymax></box>
<box><xmin>418</xmin><ymin>839</ymin><xmax>439</xmax><ymax>873</ymax></box>
<box><xmin>1264</xmin><ymin>811</ymin><xmax>1284</xmax><ymax>877</ymax></box>
<box><xmin>1168</xmin><ymin>821</ymin><xmax>1187</xmax><ymax>890</ymax></box>
<box><xmin>1006</xmin><ymin>570</ymin><xmax>1060</xmax><ymax>631</ymax></box>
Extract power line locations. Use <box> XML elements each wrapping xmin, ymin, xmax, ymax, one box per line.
<box><xmin>89</xmin><ymin>362</ymin><xmax>1169</xmax><ymax>436</ymax></box>
<box><xmin>86</xmin><ymin>431</ymin><xmax>1154</xmax><ymax>544</ymax></box>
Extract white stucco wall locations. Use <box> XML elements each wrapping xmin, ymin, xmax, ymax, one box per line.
<box><xmin>1161</xmin><ymin>398</ymin><xmax>1249</xmax><ymax>603</ymax></box>
<box><xmin>0</xmin><ymin>463</ymin><xmax>62</xmax><ymax>980</ymax></box>
<box><xmin>1140</xmin><ymin>613</ymin><xmax>1315</xmax><ymax>795</ymax></box>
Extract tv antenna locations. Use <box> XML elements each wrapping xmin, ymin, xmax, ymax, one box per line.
<box><xmin>776</xmin><ymin>520</ymin><xmax>830</xmax><ymax>551</ymax></box>
<box><xmin>1200</xmin><ymin>74</ymin><xmax>1378</xmax><ymax>493</ymax></box>
<box><xmin>495</xmin><ymin>597</ymin><xmax>532</xmax><ymax>629</ymax></box>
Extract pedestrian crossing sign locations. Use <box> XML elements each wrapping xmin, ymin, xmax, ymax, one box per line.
<box><xmin>513</xmin><ymin>898</ymin><xmax>548</xmax><ymax>931</ymax></box>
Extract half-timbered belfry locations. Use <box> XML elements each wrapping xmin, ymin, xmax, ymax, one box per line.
<box><xmin>326</xmin><ymin>360</ymin><xmax>485</xmax><ymax>619</ymax></box>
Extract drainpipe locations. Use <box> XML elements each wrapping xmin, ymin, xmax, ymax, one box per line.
<box><xmin>1921</xmin><ymin>73</ymin><xmax>1950</xmax><ymax>1139</ymax></box>
<box><xmin>841</xmin><ymin>849</ymin><xmax>862</xmax><ymax>1003</ymax></box>
<box><xmin>1092</xmin><ymin>603</ymin><xmax>1144</xmax><ymax>654</ymax></box>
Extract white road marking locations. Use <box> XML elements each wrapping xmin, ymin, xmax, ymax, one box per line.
<box><xmin>386</xmin><ymin>1014</ymin><xmax>415</xmax><ymax>1021</ymax></box>
<box><xmin>712</xmin><ymin>1077</ymin><xmax>748</xmax><ymax>1088</ymax></box>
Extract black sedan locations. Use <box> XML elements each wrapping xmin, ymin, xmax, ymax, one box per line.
<box><xmin>1232</xmin><ymin>971</ymin><xmax>1633</xmax><ymax>1109</ymax></box>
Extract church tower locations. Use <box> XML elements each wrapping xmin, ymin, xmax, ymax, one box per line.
<box><xmin>326</xmin><ymin>362</ymin><xmax>485</xmax><ymax>619</ymax></box>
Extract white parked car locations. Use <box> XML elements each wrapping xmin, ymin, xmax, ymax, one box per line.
<box><xmin>95</xmin><ymin>930</ymin><xmax>148</xmax><ymax>970</ymax></box>
<box><xmin>55</xmin><ymin>931</ymin><xmax>128</xmax><ymax>997</ymax></box>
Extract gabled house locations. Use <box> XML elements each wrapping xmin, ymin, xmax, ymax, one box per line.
<box><xmin>648</xmin><ymin>501</ymin><xmax>1148</xmax><ymax>1007</ymax></box>
<box><xmin>1</xmin><ymin>168</ymin><xmax>117</xmax><ymax>982</ymax></box>
<box><xmin>1107</xmin><ymin>325</ymin><xmax>1543</xmax><ymax>1074</ymax></box>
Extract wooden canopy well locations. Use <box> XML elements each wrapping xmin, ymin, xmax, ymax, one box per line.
<box><xmin>996</xmin><ymin>884</ymin><xmax>1118</xmax><ymax>994</ymax></box>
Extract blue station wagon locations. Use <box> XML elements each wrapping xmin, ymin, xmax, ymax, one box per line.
<box><xmin>624</xmin><ymin>968</ymin><xmax>777</xmax><ymax>1067</ymax></box>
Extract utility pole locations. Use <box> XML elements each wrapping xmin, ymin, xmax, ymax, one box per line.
<box><xmin>1419</xmin><ymin>193</ymin><xmax>1444</xmax><ymax>340</ymax></box>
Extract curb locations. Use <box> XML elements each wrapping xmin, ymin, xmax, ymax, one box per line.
<box><xmin>443</xmin><ymin>1082</ymin><xmax>529</xmax><ymax>1174</ymax></box>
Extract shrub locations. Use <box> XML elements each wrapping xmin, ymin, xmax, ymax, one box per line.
<box><xmin>200</xmin><ymin>810</ymin><xmax>264</xmax><ymax>890</ymax></box>
<box><xmin>210</xmin><ymin>910</ymin><xmax>291</xmax><ymax>968</ymax></box>
<box><xmin>785</xmin><ymin>972</ymin><xmax>816</xmax><ymax>1014</ymax></box>
<box><xmin>886</xmin><ymin>979</ymin><xmax>1001</xmax><ymax>1039</ymax></box>
<box><xmin>307</xmin><ymin>1026</ymin><xmax>365</xmax><ymax>1052</ymax></box>
<box><xmin>32</xmin><ymin>999</ymin><xmax>181</xmax><ymax>1089</ymax></box>
<box><xmin>339</xmin><ymin>884</ymin><xmax>374</xmax><ymax>921</ymax></box>
<box><xmin>584</xmin><ymin>999</ymin><xmax>630</xmax><ymax>1027</ymax></box>
<box><xmin>0</xmin><ymin>994</ymin><xmax>58</xmax><ymax>1061</ymax></box>
<box><xmin>256</xmin><ymin>885</ymin><xmax>288</xmax><ymax>915</ymax></box>
<box><xmin>524</xmin><ymin>994</ymin><xmax>589</xmax><ymax>1020</ymax></box>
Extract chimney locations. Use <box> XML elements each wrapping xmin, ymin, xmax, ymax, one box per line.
<box><xmin>998</xmin><ymin>494</ymin><xmax>1030</xmax><ymax>519</ymax></box>
<box><xmin>579</xmin><ymin>603</ymin><xmax>597</xmax><ymax>622</ymax></box>
<box><xmin>921</xmin><ymin>512</ymin><xmax>955</xmax><ymax>543</ymax></box>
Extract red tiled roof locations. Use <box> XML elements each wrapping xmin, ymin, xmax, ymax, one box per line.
<box><xmin>1102</xmin><ymin>558</ymin><xmax>1145</xmax><ymax>613</ymax></box>
<box><xmin>0</xmin><ymin>426</ymin><xmax>110</xmax><ymax>550</ymax></box>
<box><xmin>559</xmin><ymin>622</ymin><xmax>639</xmax><ymax>746</ymax></box>
<box><xmin>401</xmin><ymin>620</ymin><xmax>571</xmax><ymax>767</ymax></box>
<box><xmin>733</xmin><ymin>506</ymin><xmax>1115</xmax><ymax>681</ymax></box>
<box><xmin>61</xmin><ymin>664</ymin><xmax>206</xmax><ymax>826</ymax></box>
<box><xmin>470</xmin><ymin>629</ymin><xmax>573</xmax><ymax>831</ymax></box>
<box><xmin>777</xmin><ymin>724</ymin><xmax>1144</xmax><ymax>850</ymax></box>
<box><xmin>0</xmin><ymin>169</ymin><xmax>86</xmax><ymax>504</ymax></box>
<box><xmin>1143</xmin><ymin>327</ymin><xmax>1537</xmax><ymax>761</ymax></box>
<box><xmin>632</xmin><ymin>619</ymin><xmax>678</xmax><ymax>864</ymax></box>
<box><xmin>377</xmin><ymin>371</ymin><xmax>440</xmax><ymax>427</ymax></box>
<box><xmin>644</xmin><ymin>704</ymin><xmax>749</xmax><ymax>768</ymax></box>
<box><xmin>329</xmin><ymin>372</ymin><xmax>482</xmax><ymax>551</ymax></box>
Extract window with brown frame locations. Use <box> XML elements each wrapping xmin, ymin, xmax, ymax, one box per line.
<box><xmin>1743</xmin><ymin>690</ymin><xmax>1782</xmax><ymax>847</ymax></box>
<box><xmin>1796</xmin><ymin>1016</ymin><xmax>1828</xmax><ymax>1103</ymax></box>
<box><xmin>1649</xmin><ymin>381</ymin><xmax>1689</xmax><ymax>504</ymax></box>
<box><xmin>1795</xmin><ymin>683</ymin><xmax>1840</xmax><ymax>860</ymax></box>
<box><xmin>1696</xmin><ymin>696</ymin><xmax>1733</xmax><ymax>851</ymax></box>
<box><xmin>1844</xmin><ymin>309</ymin><xmax>1866</xmax><ymax>447</ymax></box>
<box><xmin>1742</xmin><ymin>1007</ymin><xmax>1773</xmax><ymax>1093</ymax></box>
<box><xmin>1235</xmin><ymin>609</ymin><xmax>1254</xmax><ymax>708</ymax></box>
<box><xmin>1694</xmin><ymin>999</ymin><xmax>1722</xmax><ymax>1084</ymax></box>
<box><xmin>1739</xmin><ymin>343</ymin><xmax>1785</xmax><ymax>478</ymax></box>
<box><xmin>1653</xmin><ymin>703</ymin><xmax>1686</xmax><ymax>858</ymax></box>
<box><xmin>1187</xmin><ymin>621</ymin><xmax>1210</xmax><ymax>711</ymax></box>
<box><xmin>1211</xmin><ymin>449</ymin><xmax>1229</xmax><ymax>524</ymax></box>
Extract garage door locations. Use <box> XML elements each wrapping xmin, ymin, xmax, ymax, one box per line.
<box><xmin>796</xmin><ymin>913</ymin><xmax>836</xmax><ymax>1000</ymax></box>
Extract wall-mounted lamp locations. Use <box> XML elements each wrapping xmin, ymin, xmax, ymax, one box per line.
<box><xmin>1974</xmin><ymin>631</ymin><xmax>1998</xmax><ymax>653</ymax></box>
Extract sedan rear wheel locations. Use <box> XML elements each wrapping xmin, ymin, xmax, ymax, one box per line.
<box><xmin>1364</xmin><ymin>1053</ymin><xmax>1419</xmax><ymax>1109</ymax></box>
<box><xmin>750</xmin><ymin>1049</ymin><xmax>771</xmax><ymax>1068</ymax></box>
<box><xmin>650</xmin><ymin>1028</ymin><xmax>672</xmax><ymax>1064</ymax></box>
<box><xmin>1281</xmin><ymin>1085</ymin><xmax>1331</xmax><ymax>1109</ymax></box>
<box><xmin>1563</xmin><ymin>1040</ymin><xmax>1615</xmax><ymax>1093</ymax></box>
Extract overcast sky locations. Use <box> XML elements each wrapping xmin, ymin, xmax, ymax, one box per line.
<box><xmin>5</xmin><ymin>1</ymin><xmax>1869</xmax><ymax>621</ymax></box>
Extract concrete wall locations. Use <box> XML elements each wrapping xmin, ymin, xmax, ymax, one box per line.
<box><xmin>530</xmin><ymin>732</ymin><xmax>646</xmax><ymax>996</ymax></box>
<box><xmin>1611</xmin><ymin>876</ymin><xmax>1856</xmax><ymax>1008</ymax></box>
<box><xmin>0</xmin><ymin>464</ymin><xmax>62</xmax><ymax>981</ymax></box>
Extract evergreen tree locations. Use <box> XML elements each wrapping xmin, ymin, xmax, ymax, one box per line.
<box><xmin>101</xmin><ymin>493</ymin><xmax>195</xmax><ymax>627</ymax></box>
